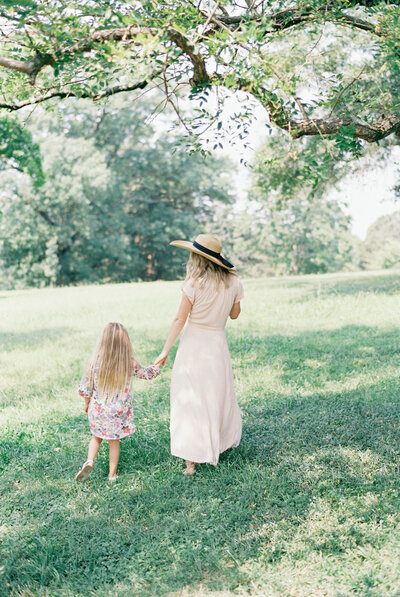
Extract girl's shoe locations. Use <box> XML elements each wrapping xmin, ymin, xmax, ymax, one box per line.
<box><xmin>108</xmin><ymin>475</ymin><xmax>117</xmax><ymax>483</ymax></box>
<box><xmin>75</xmin><ymin>460</ymin><xmax>94</xmax><ymax>481</ymax></box>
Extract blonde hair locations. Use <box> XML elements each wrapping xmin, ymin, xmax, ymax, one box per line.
<box><xmin>185</xmin><ymin>252</ymin><xmax>233</xmax><ymax>289</ymax></box>
<box><xmin>87</xmin><ymin>322</ymin><xmax>135</xmax><ymax>396</ymax></box>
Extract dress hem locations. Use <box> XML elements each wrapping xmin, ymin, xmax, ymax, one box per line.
<box><xmin>90</xmin><ymin>429</ymin><xmax>135</xmax><ymax>441</ymax></box>
<box><xmin>171</xmin><ymin>439</ymin><xmax>240</xmax><ymax>466</ymax></box>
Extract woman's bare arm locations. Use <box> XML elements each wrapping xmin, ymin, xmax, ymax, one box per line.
<box><xmin>154</xmin><ymin>293</ymin><xmax>192</xmax><ymax>366</ymax></box>
<box><xmin>229</xmin><ymin>302</ymin><xmax>241</xmax><ymax>319</ymax></box>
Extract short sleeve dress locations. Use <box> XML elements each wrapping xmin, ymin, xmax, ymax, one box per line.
<box><xmin>170</xmin><ymin>274</ymin><xmax>244</xmax><ymax>465</ymax></box>
<box><xmin>78</xmin><ymin>362</ymin><xmax>160</xmax><ymax>440</ymax></box>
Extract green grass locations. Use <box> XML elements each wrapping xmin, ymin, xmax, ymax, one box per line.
<box><xmin>1</xmin><ymin>270</ymin><xmax>400</xmax><ymax>597</ymax></box>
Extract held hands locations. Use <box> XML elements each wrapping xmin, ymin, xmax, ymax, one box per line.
<box><xmin>154</xmin><ymin>350</ymin><xmax>168</xmax><ymax>367</ymax></box>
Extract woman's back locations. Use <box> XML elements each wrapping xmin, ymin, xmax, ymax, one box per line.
<box><xmin>183</xmin><ymin>275</ymin><xmax>243</xmax><ymax>330</ymax></box>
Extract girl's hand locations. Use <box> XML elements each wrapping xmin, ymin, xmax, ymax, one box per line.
<box><xmin>84</xmin><ymin>400</ymin><xmax>90</xmax><ymax>413</ymax></box>
<box><xmin>154</xmin><ymin>350</ymin><xmax>168</xmax><ymax>367</ymax></box>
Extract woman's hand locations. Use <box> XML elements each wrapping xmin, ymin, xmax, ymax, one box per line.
<box><xmin>154</xmin><ymin>350</ymin><xmax>168</xmax><ymax>367</ymax></box>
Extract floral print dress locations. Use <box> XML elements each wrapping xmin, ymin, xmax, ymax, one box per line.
<box><xmin>78</xmin><ymin>362</ymin><xmax>160</xmax><ymax>440</ymax></box>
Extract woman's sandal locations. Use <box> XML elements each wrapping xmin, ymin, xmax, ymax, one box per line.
<box><xmin>183</xmin><ymin>461</ymin><xmax>196</xmax><ymax>476</ymax></box>
<box><xmin>75</xmin><ymin>459</ymin><xmax>94</xmax><ymax>482</ymax></box>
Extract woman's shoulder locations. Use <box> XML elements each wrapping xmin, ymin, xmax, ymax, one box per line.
<box><xmin>181</xmin><ymin>278</ymin><xmax>196</xmax><ymax>303</ymax></box>
<box><xmin>229</xmin><ymin>273</ymin><xmax>244</xmax><ymax>300</ymax></box>
<box><xmin>228</xmin><ymin>272</ymin><xmax>241</xmax><ymax>286</ymax></box>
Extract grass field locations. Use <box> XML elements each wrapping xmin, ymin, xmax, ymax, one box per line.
<box><xmin>1</xmin><ymin>270</ymin><xmax>400</xmax><ymax>597</ymax></box>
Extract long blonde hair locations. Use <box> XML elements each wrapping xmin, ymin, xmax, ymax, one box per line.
<box><xmin>87</xmin><ymin>322</ymin><xmax>135</xmax><ymax>396</ymax></box>
<box><xmin>185</xmin><ymin>252</ymin><xmax>233</xmax><ymax>289</ymax></box>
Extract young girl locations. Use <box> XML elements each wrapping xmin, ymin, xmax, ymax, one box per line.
<box><xmin>75</xmin><ymin>322</ymin><xmax>160</xmax><ymax>482</ymax></box>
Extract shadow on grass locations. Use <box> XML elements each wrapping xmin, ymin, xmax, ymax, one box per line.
<box><xmin>0</xmin><ymin>325</ymin><xmax>400</xmax><ymax>596</ymax></box>
<box><xmin>229</xmin><ymin>324</ymin><xmax>400</xmax><ymax>389</ymax></box>
<box><xmin>273</xmin><ymin>270</ymin><xmax>400</xmax><ymax>301</ymax></box>
<box><xmin>319</xmin><ymin>272</ymin><xmax>400</xmax><ymax>297</ymax></box>
<box><xmin>0</xmin><ymin>327</ymin><xmax>70</xmax><ymax>351</ymax></box>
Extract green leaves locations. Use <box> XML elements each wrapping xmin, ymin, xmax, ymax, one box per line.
<box><xmin>334</xmin><ymin>126</ymin><xmax>364</xmax><ymax>158</ymax></box>
<box><xmin>0</xmin><ymin>96</ymin><xmax>233</xmax><ymax>288</ymax></box>
<box><xmin>0</xmin><ymin>0</ymin><xmax>399</xmax><ymax>147</ymax></box>
<box><xmin>0</xmin><ymin>116</ymin><xmax>44</xmax><ymax>186</ymax></box>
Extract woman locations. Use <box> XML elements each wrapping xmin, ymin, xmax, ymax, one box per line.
<box><xmin>155</xmin><ymin>234</ymin><xmax>243</xmax><ymax>475</ymax></box>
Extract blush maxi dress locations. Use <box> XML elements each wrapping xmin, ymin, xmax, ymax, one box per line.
<box><xmin>170</xmin><ymin>274</ymin><xmax>244</xmax><ymax>466</ymax></box>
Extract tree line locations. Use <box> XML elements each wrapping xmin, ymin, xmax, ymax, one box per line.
<box><xmin>0</xmin><ymin>97</ymin><xmax>234</xmax><ymax>286</ymax></box>
<box><xmin>1</xmin><ymin>1</ymin><xmax>399</xmax><ymax>287</ymax></box>
<box><xmin>0</xmin><ymin>97</ymin><xmax>398</xmax><ymax>289</ymax></box>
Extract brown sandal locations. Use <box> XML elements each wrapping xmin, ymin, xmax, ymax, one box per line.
<box><xmin>75</xmin><ymin>459</ymin><xmax>94</xmax><ymax>481</ymax></box>
<box><xmin>183</xmin><ymin>461</ymin><xmax>196</xmax><ymax>475</ymax></box>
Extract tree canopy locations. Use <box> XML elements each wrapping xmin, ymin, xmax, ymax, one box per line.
<box><xmin>360</xmin><ymin>210</ymin><xmax>400</xmax><ymax>268</ymax></box>
<box><xmin>0</xmin><ymin>115</ymin><xmax>44</xmax><ymax>185</ymax></box>
<box><xmin>0</xmin><ymin>1</ymin><xmax>399</xmax><ymax>147</ymax></box>
<box><xmin>0</xmin><ymin>97</ymin><xmax>233</xmax><ymax>287</ymax></box>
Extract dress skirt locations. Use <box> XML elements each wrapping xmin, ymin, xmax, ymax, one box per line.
<box><xmin>170</xmin><ymin>323</ymin><xmax>242</xmax><ymax>465</ymax></box>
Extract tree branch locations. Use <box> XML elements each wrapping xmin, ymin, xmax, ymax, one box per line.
<box><xmin>0</xmin><ymin>53</ymin><xmax>53</xmax><ymax>84</ymax></box>
<box><xmin>0</xmin><ymin>78</ymin><xmax>156</xmax><ymax>111</ymax></box>
<box><xmin>167</xmin><ymin>28</ymin><xmax>209</xmax><ymax>85</ymax></box>
<box><xmin>0</xmin><ymin>55</ymin><xmax>31</xmax><ymax>74</ymax></box>
<box><xmin>288</xmin><ymin>114</ymin><xmax>400</xmax><ymax>142</ymax></box>
<box><xmin>328</xmin><ymin>66</ymin><xmax>366</xmax><ymax>116</ymax></box>
<box><xmin>0</xmin><ymin>23</ymin><xmax>209</xmax><ymax>87</ymax></box>
<box><xmin>232</xmin><ymin>77</ymin><xmax>400</xmax><ymax>142</ymax></box>
<box><xmin>209</xmin><ymin>4</ymin><xmax>381</xmax><ymax>37</ymax></box>
<box><xmin>0</xmin><ymin>4</ymin><xmax>382</xmax><ymax>87</ymax></box>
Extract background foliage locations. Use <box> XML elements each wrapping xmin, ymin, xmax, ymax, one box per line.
<box><xmin>0</xmin><ymin>93</ymin><xmax>398</xmax><ymax>288</ymax></box>
<box><xmin>0</xmin><ymin>1</ymin><xmax>399</xmax><ymax>287</ymax></box>
<box><xmin>0</xmin><ymin>97</ymin><xmax>234</xmax><ymax>287</ymax></box>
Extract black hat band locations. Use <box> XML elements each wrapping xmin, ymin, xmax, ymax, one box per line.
<box><xmin>193</xmin><ymin>241</ymin><xmax>234</xmax><ymax>269</ymax></box>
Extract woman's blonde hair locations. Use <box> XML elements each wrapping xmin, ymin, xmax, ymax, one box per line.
<box><xmin>185</xmin><ymin>252</ymin><xmax>233</xmax><ymax>289</ymax></box>
<box><xmin>87</xmin><ymin>322</ymin><xmax>135</xmax><ymax>396</ymax></box>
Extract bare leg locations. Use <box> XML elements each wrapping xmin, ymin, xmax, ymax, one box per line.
<box><xmin>75</xmin><ymin>436</ymin><xmax>102</xmax><ymax>481</ymax></box>
<box><xmin>88</xmin><ymin>435</ymin><xmax>102</xmax><ymax>461</ymax></box>
<box><xmin>183</xmin><ymin>460</ymin><xmax>196</xmax><ymax>475</ymax></box>
<box><xmin>108</xmin><ymin>439</ymin><xmax>120</xmax><ymax>480</ymax></box>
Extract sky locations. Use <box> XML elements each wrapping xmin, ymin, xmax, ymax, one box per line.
<box><xmin>329</xmin><ymin>153</ymin><xmax>400</xmax><ymax>239</ymax></box>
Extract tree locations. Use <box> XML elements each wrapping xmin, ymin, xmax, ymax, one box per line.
<box><xmin>0</xmin><ymin>97</ymin><xmax>234</xmax><ymax>288</ymax></box>
<box><xmin>261</xmin><ymin>197</ymin><xmax>356</xmax><ymax>275</ymax></box>
<box><xmin>229</xmin><ymin>129</ymin><xmax>360</xmax><ymax>275</ymax></box>
<box><xmin>0</xmin><ymin>115</ymin><xmax>44</xmax><ymax>186</ymax></box>
<box><xmin>360</xmin><ymin>210</ymin><xmax>400</xmax><ymax>268</ymax></box>
<box><xmin>211</xmin><ymin>196</ymin><xmax>357</xmax><ymax>276</ymax></box>
<box><xmin>0</xmin><ymin>1</ymin><xmax>399</xmax><ymax>148</ymax></box>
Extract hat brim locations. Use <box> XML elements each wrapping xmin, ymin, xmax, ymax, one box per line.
<box><xmin>170</xmin><ymin>240</ymin><xmax>235</xmax><ymax>271</ymax></box>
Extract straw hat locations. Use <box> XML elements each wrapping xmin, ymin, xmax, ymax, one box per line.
<box><xmin>170</xmin><ymin>234</ymin><xmax>235</xmax><ymax>270</ymax></box>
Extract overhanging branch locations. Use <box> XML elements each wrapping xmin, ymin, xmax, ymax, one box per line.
<box><xmin>231</xmin><ymin>77</ymin><xmax>400</xmax><ymax>142</ymax></box>
<box><xmin>207</xmin><ymin>4</ymin><xmax>381</xmax><ymax>37</ymax></box>
<box><xmin>0</xmin><ymin>24</ymin><xmax>208</xmax><ymax>86</ymax></box>
<box><xmin>288</xmin><ymin>114</ymin><xmax>400</xmax><ymax>142</ymax></box>
<box><xmin>167</xmin><ymin>28</ymin><xmax>209</xmax><ymax>85</ymax></box>
<box><xmin>0</xmin><ymin>78</ymin><xmax>155</xmax><ymax>111</ymax></box>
